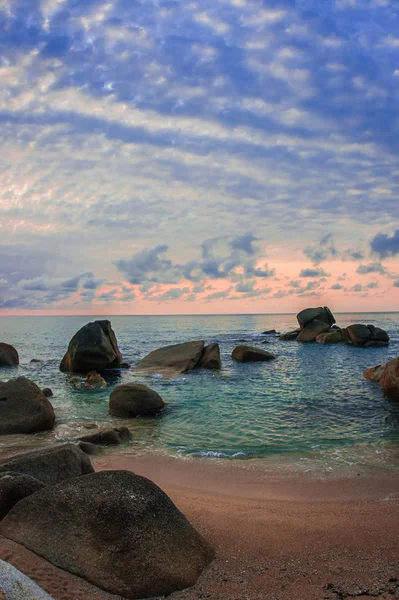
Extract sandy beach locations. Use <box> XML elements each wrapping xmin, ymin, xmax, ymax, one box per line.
<box><xmin>1</xmin><ymin>451</ymin><xmax>398</xmax><ymax>600</ymax></box>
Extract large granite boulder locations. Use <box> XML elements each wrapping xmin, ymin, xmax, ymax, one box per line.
<box><xmin>78</xmin><ymin>426</ymin><xmax>132</xmax><ymax>446</ymax></box>
<box><xmin>196</xmin><ymin>343</ymin><xmax>222</xmax><ymax>370</ymax></box>
<box><xmin>60</xmin><ymin>320</ymin><xmax>122</xmax><ymax>374</ymax></box>
<box><xmin>0</xmin><ymin>470</ymin><xmax>215</xmax><ymax>599</ymax></box>
<box><xmin>0</xmin><ymin>343</ymin><xmax>19</xmax><ymax>367</ymax></box>
<box><xmin>109</xmin><ymin>384</ymin><xmax>165</xmax><ymax>418</ymax></box>
<box><xmin>0</xmin><ymin>559</ymin><xmax>55</xmax><ymax>599</ymax></box>
<box><xmin>0</xmin><ymin>377</ymin><xmax>55</xmax><ymax>435</ymax></box>
<box><xmin>0</xmin><ymin>472</ymin><xmax>44</xmax><ymax>520</ymax></box>
<box><xmin>364</xmin><ymin>356</ymin><xmax>399</xmax><ymax>400</ymax></box>
<box><xmin>279</xmin><ymin>328</ymin><xmax>301</xmax><ymax>341</ymax></box>
<box><xmin>232</xmin><ymin>345</ymin><xmax>276</xmax><ymax>362</ymax></box>
<box><xmin>346</xmin><ymin>324</ymin><xmax>389</xmax><ymax>347</ymax></box>
<box><xmin>134</xmin><ymin>340</ymin><xmax>205</xmax><ymax>378</ymax></box>
<box><xmin>316</xmin><ymin>329</ymin><xmax>349</xmax><ymax>344</ymax></box>
<box><xmin>297</xmin><ymin>306</ymin><xmax>335</xmax><ymax>330</ymax></box>
<box><xmin>296</xmin><ymin>320</ymin><xmax>330</xmax><ymax>343</ymax></box>
<box><xmin>0</xmin><ymin>445</ymin><xmax>94</xmax><ymax>485</ymax></box>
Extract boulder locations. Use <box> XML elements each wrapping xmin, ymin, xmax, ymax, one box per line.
<box><xmin>60</xmin><ymin>320</ymin><xmax>122</xmax><ymax>374</ymax></box>
<box><xmin>196</xmin><ymin>343</ymin><xmax>222</xmax><ymax>370</ymax></box>
<box><xmin>109</xmin><ymin>384</ymin><xmax>165</xmax><ymax>418</ymax></box>
<box><xmin>297</xmin><ymin>306</ymin><xmax>335</xmax><ymax>330</ymax></box>
<box><xmin>316</xmin><ymin>329</ymin><xmax>348</xmax><ymax>344</ymax></box>
<box><xmin>41</xmin><ymin>387</ymin><xmax>53</xmax><ymax>397</ymax></box>
<box><xmin>134</xmin><ymin>340</ymin><xmax>205</xmax><ymax>379</ymax></box>
<box><xmin>0</xmin><ymin>445</ymin><xmax>94</xmax><ymax>485</ymax></box>
<box><xmin>78</xmin><ymin>426</ymin><xmax>132</xmax><ymax>446</ymax></box>
<box><xmin>232</xmin><ymin>345</ymin><xmax>276</xmax><ymax>362</ymax></box>
<box><xmin>77</xmin><ymin>441</ymin><xmax>103</xmax><ymax>456</ymax></box>
<box><xmin>296</xmin><ymin>320</ymin><xmax>330</xmax><ymax>343</ymax></box>
<box><xmin>262</xmin><ymin>329</ymin><xmax>277</xmax><ymax>334</ymax></box>
<box><xmin>0</xmin><ymin>377</ymin><xmax>55</xmax><ymax>435</ymax></box>
<box><xmin>30</xmin><ymin>358</ymin><xmax>42</xmax><ymax>363</ymax></box>
<box><xmin>0</xmin><ymin>559</ymin><xmax>55</xmax><ymax>599</ymax></box>
<box><xmin>0</xmin><ymin>343</ymin><xmax>19</xmax><ymax>367</ymax></box>
<box><xmin>0</xmin><ymin>472</ymin><xmax>44</xmax><ymax>520</ymax></box>
<box><xmin>279</xmin><ymin>329</ymin><xmax>301</xmax><ymax>340</ymax></box>
<box><xmin>346</xmin><ymin>324</ymin><xmax>390</xmax><ymax>347</ymax></box>
<box><xmin>83</xmin><ymin>371</ymin><xmax>107</xmax><ymax>389</ymax></box>
<box><xmin>0</xmin><ymin>470</ymin><xmax>215</xmax><ymax>599</ymax></box>
<box><xmin>364</xmin><ymin>356</ymin><xmax>399</xmax><ymax>400</ymax></box>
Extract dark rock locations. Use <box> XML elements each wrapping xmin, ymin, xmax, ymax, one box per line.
<box><xmin>279</xmin><ymin>329</ymin><xmax>301</xmax><ymax>340</ymax></box>
<box><xmin>109</xmin><ymin>384</ymin><xmax>165</xmax><ymax>418</ymax></box>
<box><xmin>0</xmin><ymin>343</ymin><xmax>19</xmax><ymax>367</ymax></box>
<box><xmin>83</xmin><ymin>423</ymin><xmax>99</xmax><ymax>430</ymax></box>
<box><xmin>196</xmin><ymin>343</ymin><xmax>222</xmax><ymax>370</ymax></box>
<box><xmin>42</xmin><ymin>387</ymin><xmax>53</xmax><ymax>397</ymax></box>
<box><xmin>347</xmin><ymin>324</ymin><xmax>389</xmax><ymax>347</ymax></box>
<box><xmin>0</xmin><ymin>444</ymin><xmax>94</xmax><ymax>485</ymax></box>
<box><xmin>77</xmin><ymin>441</ymin><xmax>103</xmax><ymax>456</ymax></box>
<box><xmin>364</xmin><ymin>356</ymin><xmax>399</xmax><ymax>399</ymax></box>
<box><xmin>0</xmin><ymin>472</ymin><xmax>44</xmax><ymax>520</ymax></box>
<box><xmin>297</xmin><ymin>306</ymin><xmax>335</xmax><ymax>330</ymax></box>
<box><xmin>232</xmin><ymin>345</ymin><xmax>276</xmax><ymax>362</ymax></box>
<box><xmin>0</xmin><ymin>559</ymin><xmax>55</xmax><ymax>599</ymax></box>
<box><xmin>0</xmin><ymin>377</ymin><xmax>55</xmax><ymax>435</ymax></box>
<box><xmin>60</xmin><ymin>320</ymin><xmax>122</xmax><ymax>374</ymax></box>
<box><xmin>0</xmin><ymin>470</ymin><xmax>215</xmax><ymax>599</ymax></box>
<box><xmin>262</xmin><ymin>329</ymin><xmax>276</xmax><ymax>334</ymax></box>
<box><xmin>316</xmin><ymin>329</ymin><xmax>348</xmax><ymax>344</ymax></box>
<box><xmin>261</xmin><ymin>340</ymin><xmax>270</xmax><ymax>344</ymax></box>
<box><xmin>296</xmin><ymin>320</ymin><xmax>330</xmax><ymax>343</ymax></box>
<box><xmin>30</xmin><ymin>359</ymin><xmax>42</xmax><ymax>363</ymax></box>
<box><xmin>120</xmin><ymin>362</ymin><xmax>131</xmax><ymax>369</ymax></box>
<box><xmin>134</xmin><ymin>340</ymin><xmax>205</xmax><ymax>379</ymax></box>
<box><xmin>79</xmin><ymin>426</ymin><xmax>132</xmax><ymax>446</ymax></box>
<box><xmin>364</xmin><ymin>340</ymin><xmax>389</xmax><ymax>348</ymax></box>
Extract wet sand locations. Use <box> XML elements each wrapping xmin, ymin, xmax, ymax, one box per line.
<box><xmin>1</xmin><ymin>452</ymin><xmax>399</xmax><ymax>600</ymax></box>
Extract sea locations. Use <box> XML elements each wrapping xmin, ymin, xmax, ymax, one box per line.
<box><xmin>0</xmin><ymin>313</ymin><xmax>398</xmax><ymax>477</ymax></box>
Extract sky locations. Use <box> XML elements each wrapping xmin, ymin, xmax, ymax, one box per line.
<box><xmin>0</xmin><ymin>0</ymin><xmax>399</xmax><ymax>315</ymax></box>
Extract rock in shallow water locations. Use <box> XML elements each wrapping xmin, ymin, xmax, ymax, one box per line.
<box><xmin>296</xmin><ymin>320</ymin><xmax>330</xmax><ymax>343</ymax></box>
<box><xmin>78</xmin><ymin>426</ymin><xmax>132</xmax><ymax>446</ymax></box>
<box><xmin>364</xmin><ymin>355</ymin><xmax>399</xmax><ymax>400</ymax></box>
<box><xmin>0</xmin><ymin>344</ymin><xmax>19</xmax><ymax>367</ymax></box>
<box><xmin>0</xmin><ymin>377</ymin><xmax>55</xmax><ymax>435</ymax></box>
<box><xmin>232</xmin><ymin>345</ymin><xmax>276</xmax><ymax>362</ymax></box>
<box><xmin>297</xmin><ymin>306</ymin><xmax>335</xmax><ymax>330</ymax></box>
<box><xmin>134</xmin><ymin>340</ymin><xmax>205</xmax><ymax>378</ymax></box>
<box><xmin>109</xmin><ymin>384</ymin><xmax>165</xmax><ymax>417</ymax></box>
<box><xmin>0</xmin><ymin>470</ymin><xmax>215</xmax><ymax>600</ymax></box>
<box><xmin>0</xmin><ymin>559</ymin><xmax>55</xmax><ymax>599</ymax></box>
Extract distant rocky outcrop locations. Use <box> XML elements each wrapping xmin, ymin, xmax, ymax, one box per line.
<box><xmin>0</xmin><ymin>559</ymin><xmax>55</xmax><ymax>599</ymax></box>
<box><xmin>346</xmin><ymin>324</ymin><xmax>389</xmax><ymax>347</ymax></box>
<box><xmin>297</xmin><ymin>306</ymin><xmax>336</xmax><ymax>330</ymax></box>
<box><xmin>60</xmin><ymin>320</ymin><xmax>122</xmax><ymax>374</ymax></box>
<box><xmin>0</xmin><ymin>377</ymin><xmax>55</xmax><ymax>435</ymax></box>
<box><xmin>0</xmin><ymin>470</ymin><xmax>215</xmax><ymax>599</ymax></box>
<box><xmin>0</xmin><ymin>343</ymin><xmax>19</xmax><ymax>367</ymax></box>
<box><xmin>0</xmin><ymin>472</ymin><xmax>45</xmax><ymax>520</ymax></box>
<box><xmin>296</xmin><ymin>320</ymin><xmax>330</xmax><ymax>343</ymax></box>
<box><xmin>316</xmin><ymin>329</ymin><xmax>349</xmax><ymax>344</ymax></box>
<box><xmin>232</xmin><ymin>345</ymin><xmax>276</xmax><ymax>362</ymax></box>
<box><xmin>78</xmin><ymin>426</ymin><xmax>132</xmax><ymax>446</ymax></box>
<box><xmin>0</xmin><ymin>444</ymin><xmax>94</xmax><ymax>485</ymax></box>
<box><xmin>134</xmin><ymin>340</ymin><xmax>222</xmax><ymax>378</ymax></box>
<box><xmin>110</xmin><ymin>384</ymin><xmax>165</xmax><ymax>418</ymax></box>
<box><xmin>364</xmin><ymin>356</ymin><xmax>399</xmax><ymax>400</ymax></box>
<box><xmin>279</xmin><ymin>329</ymin><xmax>301</xmax><ymax>341</ymax></box>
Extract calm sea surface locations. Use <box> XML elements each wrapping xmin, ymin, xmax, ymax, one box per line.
<box><xmin>1</xmin><ymin>313</ymin><xmax>399</xmax><ymax>476</ymax></box>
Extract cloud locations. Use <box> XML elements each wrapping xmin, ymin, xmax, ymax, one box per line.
<box><xmin>356</xmin><ymin>262</ymin><xmax>386</xmax><ymax>274</ymax></box>
<box><xmin>370</xmin><ymin>230</ymin><xmax>399</xmax><ymax>258</ymax></box>
<box><xmin>114</xmin><ymin>245</ymin><xmax>178</xmax><ymax>285</ymax></box>
<box><xmin>299</xmin><ymin>267</ymin><xmax>329</xmax><ymax>277</ymax></box>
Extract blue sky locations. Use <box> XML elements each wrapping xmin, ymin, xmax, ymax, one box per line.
<box><xmin>0</xmin><ymin>0</ymin><xmax>399</xmax><ymax>313</ymax></box>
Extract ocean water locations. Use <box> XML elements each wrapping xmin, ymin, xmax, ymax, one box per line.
<box><xmin>0</xmin><ymin>313</ymin><xmax>399</xmax><ymax>476</ymax></box>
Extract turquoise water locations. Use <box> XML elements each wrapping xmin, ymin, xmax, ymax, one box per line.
<box><xmin>0</xmin><ymin>313</ymin><xmax>399</xmax><ymax>474</ymax></box>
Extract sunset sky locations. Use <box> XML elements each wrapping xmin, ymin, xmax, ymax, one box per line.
<box><xmin>1</xmin><ymin>0</ymin><xmax>399</xmax><ymax>315</ymax></box>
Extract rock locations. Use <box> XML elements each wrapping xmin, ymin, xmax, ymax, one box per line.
<box><xmin>0</xmin><ymin>472</ymin><xmax>44</xmax><ymax>520</ymax></box>
<box><xmin>0</xmin><ymin>344</ymin><xmax>19</xmax><ymax>367</ymax></box>
<box><xmin>30</xmin><ymin>359</ymin><xmax>42</xmax><ymax>363</ymax></box>
<box><xmin>232</xmin><ymin>345</ymin><xmax>276</xmax><ymax>362</ymax></box>
<box><xmin>261</xmin><ymin>340</ymin><xmax>270</xmax><ymax>344</ymax></box>
<box><xmin>0</xmin><ymin>377</ymin><xmax>55</xmax><ymax>435</ymax></box>
<box><xmin>41</xmin><ymin>387</ymin><xmax>53</xmax><ymax>397</ymax></box>
<box><xmin>60</xmin><ymin>320</ymin><xmax>122</xmax><ymax>374</ymax></box>
<box><xmin>364</xmin><ymin>340</ymin><xmax>389</xmax><ymax>348</ymax></box>
<box><xmin>120</xmin><ymin>362</ymin><xmax>131</xmax><ymax>369</ymax></box>
<box><xmin>346</xmin><ymin>324</ymin><xmax>390</xmax><ymax>347</ymax></box>
<box><xmin>0</xmin><ymin>444</ymin><xmax>94</xmax><ymax>485</ymax></box>
<box><xmin>296</xmin><ymin>320</ymin><xmax>330</xmax><ymax>343</ymax></box>
<box><xmin>0</xmin><ymin>559</ymin><xmax>55</xmax><ymax>599</ymax></box>
<box><xmin>79</xmin><ymin>426</ymin><xmax>132</xmax><ymax>446</ymax></box>
<box><xmin>0</xmin><ymin>470</ymin><xmax>215</xmax><ymax>599</ymax></box>
<box><xmin>83</xmin><ymin>371</ymin><xmax>107</xmax><ymax>389</ymax></box>
<box><xmin>297</xmin><ymin>306</ymin><xmax>335</xmax><ymax>330</ymax></box>
<box><xmin>262</xmin><ymin>329</ymin><xmax>277</xmax><ymax>334</ymax></box>
<box><xmin>134</xmin><ymin>340</ymin><xmax>205</xmax><ymax>379</ymax></box>
<box><xmin>364</xmin><ymin>356</ymin><xmax>399</xmax><ymax>399</ymax></box>
<box><xmin>83</xmin><ymin>423</ymin><xmax>99</xmax><ymax>430</ymax></box>
<box><xmin>279</xmin><ymin>329</ymin><xmax>301</xmax><ymax>340</ymax></box>
<box><xmin>109</xmin><ymin>384</ymin><xmax>165</xmax><ymax>418</ymax></box>
<box><xmin>316</xmin><ymin>329</ymin><xmax>349</xmax><ymax>344</ymax></box>
<box><xmin>196</xmin><ymin>343</ymin><xmax>222</xmax><ymax>370</ymax></box>
<box><xmin>77</xmin><ymin>441</ymin><xmax>103</xmax><ymax>456</ymax></box>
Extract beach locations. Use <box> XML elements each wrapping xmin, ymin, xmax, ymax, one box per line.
<box><xmin>1</xmin><ymin>451</ymin><xmax>398</xmax><ymax>600</ymax></box>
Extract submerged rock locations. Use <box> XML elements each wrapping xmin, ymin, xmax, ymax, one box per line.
<box><xmin>78</xmin><ymin>426</ymin><xmax>132</xmax><ymax>446</ymax></box>
<box><xmin>296</xmin><ymin>320</ymin><xmax>330</xmax><ymax>343</ymax></box>
<box><xmin>0</xmin><ymin>377</ymin><xmax>55</xmax><ymax>435</ymax></box>
<box><xmin>0</xmin><ymin>444</ymin><xmax>94</xmax><ymax>485</ymax></box>
<box><xmin>0</xmin><ymin>559</ymin><xmax>55</xmax><ymax>599</ymax></box>
<box><xmin>0</xmin><ymin>470</ymin><xmax>215</xmax><ymax>599</ymax></box>
<box><xmin>0</xmin><ymin>343</ymin><xmax>19</xmax><ymax>367</ymax></box>
<box><xmin>134</xmin><ymin>340</ymin><xmax>205</xmax><ymax>379</ymax></box>
<box><xmin>60</xmin><ymin>320</ymin><xmax>122</xmax><ymax>374</ymax></box>
<box><xmin>0</xmin><ymin>472</ymin><xmax>44</xmax><ymax>520</ymax></box>
<box><xmin>110</xmin><ymin>384</ymin><xmax>165</xmax><ymax>418</ymax></box>
<box><xmin>297</xmin><ymin>306</ymin><xmax>335</xmax><ymax>330</ymax></box>
<box><xmin>232</xmin><ymin>345</ymin><xmax>276</xmax><ymax>362</ymax></box>
<box><xmin>364</xmin><ymin>356</ymin><xmax>399</xmax><ymax>400</ymax></box>
<box><xmin>196</xmin><ymin>343</ymin><xmax>222</xmax><ymax>370</ymax></box>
